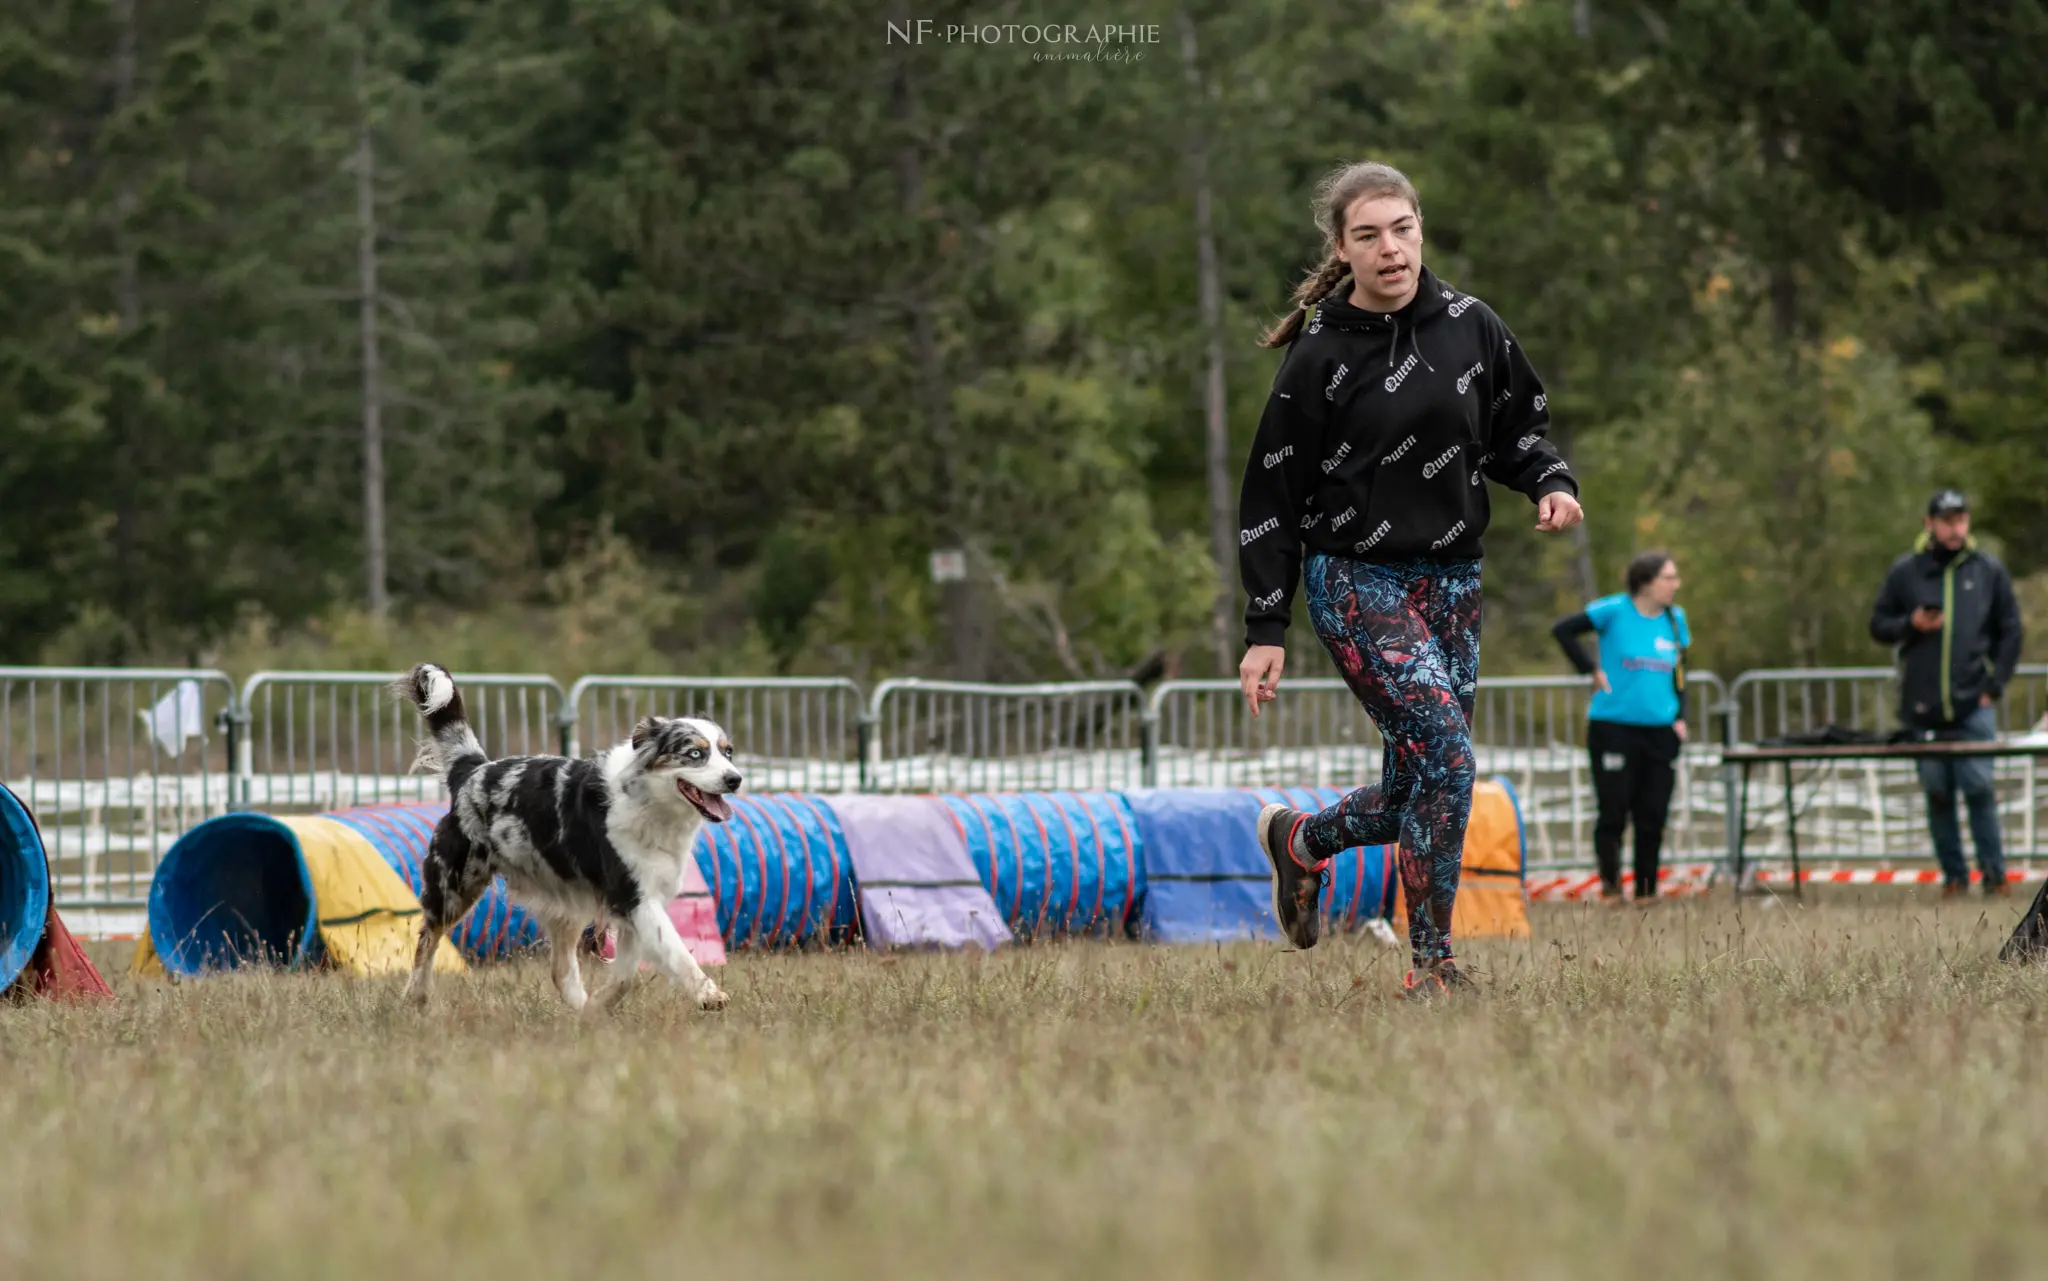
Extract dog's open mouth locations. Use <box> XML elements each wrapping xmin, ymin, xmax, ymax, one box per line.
<box><xmin>678</xmin><ymin>779</ymin><xmax>733</xmax><ymax>822</ymax></box>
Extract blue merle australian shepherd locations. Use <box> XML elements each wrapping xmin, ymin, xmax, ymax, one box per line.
<box><xmin>394</xmin><ymin>662</ymin><xmax>737</xmax><ymax>1013</ymax></box>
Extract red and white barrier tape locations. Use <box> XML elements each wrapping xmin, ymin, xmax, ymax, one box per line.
<box><xmin>1526</xmin><ymin>864</ymin><xmax>1719</xmax><ymax>901</ymax></box>
<box><xmin>1526</xmin><ymin>865</ymin><xmax>2047</xmax><ymax>899</ymax></box>
<box><xmin>1748</xmin><ymin>866</ymin><xmax>2046</xmax><ymax>886</ymax></box>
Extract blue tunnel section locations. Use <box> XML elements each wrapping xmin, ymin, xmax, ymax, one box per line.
<box><xmin>324</xmin><ymin>804</ymin><xmax>543</xmax><ymax>962</ymax></box>
<box><xmin>693</xmin><ymin>794</ymin><xmax>858</xmax><ymax>949</ymax></box>
<box><xmin>148</xmin><ymin>813</ymin><xmax>319</xmax><ymax>978</ymax></box>
<box><xmin>1127</xmin><ymin>787</ymin><xmax>1392</xmax><ymax>943</ymax></box>
<box><xmin>1</xmin><ymin>783</ymin><xmax>53</xmax><ymax>991</ymax></box>
<box><xmin>938</xmin><ymin>792</ymin><xmax>1145</xmax><ymax>939</ymax></box>
<box><xmin>1252</xmin><ymin>786</ymin><xmax>1396</xmax><ymax>931</ymax></box>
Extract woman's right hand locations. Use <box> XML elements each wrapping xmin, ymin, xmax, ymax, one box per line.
<box><xmin>1239</xmin><ymin>645</ymin><xmax>1286</xmax><ymax>718</ymax></box>
<box><xmin>1592</xmin><ymin>670</ymin><xmax>1611</xmax><ymax>694</ymax></box>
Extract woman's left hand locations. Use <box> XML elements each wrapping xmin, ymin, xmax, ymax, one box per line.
<box><xmin>1673</xmin><ymin>718</ymin><xmax>1689</xmax><ymax>743</ymax></box>
<box><xmin>1536</xmin><ymin>492</ymin><xmax>1584</xmax><ymax>532</ymax></box>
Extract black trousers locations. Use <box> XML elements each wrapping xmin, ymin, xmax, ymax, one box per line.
<box><xmin>1587</xmin><ymin>720</ymin><xmax>1682</xmax><ymax>898</ymax></box>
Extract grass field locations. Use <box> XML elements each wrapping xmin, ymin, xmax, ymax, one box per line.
<box><xmin>7</xmin><ymin>896</ymin><xmax>2048</xmax><ymax>1280</ymax></box>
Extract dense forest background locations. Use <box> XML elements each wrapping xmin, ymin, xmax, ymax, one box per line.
<box><xmin>3</xmin><ymin>0</ymin><xmax>2043</xmax><ymax>685</ymax></box>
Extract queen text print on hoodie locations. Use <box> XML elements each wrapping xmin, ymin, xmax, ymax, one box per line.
<box><xmin>1237</xmin><ymin>266</ymin><xmax>1578</xmax><ymax>648</ymax></box>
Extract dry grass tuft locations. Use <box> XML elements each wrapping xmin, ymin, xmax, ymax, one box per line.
<box><xmin>5</xmin><ymin>896</ymin><xmax>2048</xmax><ymax>1279</ymax></box>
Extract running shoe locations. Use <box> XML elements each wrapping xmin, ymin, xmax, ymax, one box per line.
<box><xmin>1257</xmin><ymin>802</ymin><xmax>1326</xmax><ymax>950</ymax></box>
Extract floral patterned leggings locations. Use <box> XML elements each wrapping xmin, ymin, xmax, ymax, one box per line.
<box><xmin>1298</xmin><ymin>553</ymin><xmax>1482</xmax><ymax>969</ymax></box>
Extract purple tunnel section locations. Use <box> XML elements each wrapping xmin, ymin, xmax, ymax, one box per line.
<box><xmin>823</xmin><ymin>795</ymin><xmax>1010</xmax><ymax>952</ymax></box>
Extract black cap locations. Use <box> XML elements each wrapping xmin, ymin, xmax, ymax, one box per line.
<box><xmin>1928</xmin><ymin>488</ymin><xmax>1969</xmax><ymax>516</ymax></box>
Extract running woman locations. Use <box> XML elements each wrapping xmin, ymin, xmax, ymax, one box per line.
<box><xmin>1551</xmin><ymin>551</ymin><xmax>1691</xmax><ymax>901</ymax></box>
<box><xmin>1237</xmin><ymin>160</ymin><xmax>1584</xmax><ymax>997</ymax></box>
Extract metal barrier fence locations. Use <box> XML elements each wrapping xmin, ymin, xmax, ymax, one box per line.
<box><xmin>1721</xmin><ymin>665</ymin><xmax>2048</xmax><ymax>867</ymax></box>
<box><xmin>235</xmin><ymin>671</ymin><xmax>565</xmax><ymax>815</ymax></box>
<box><xmin>1146</xmin><ymin>673</ymin><xmax>1732</xmax><ymax>875</ymax></box>
<box><xmin>1728</xmin><ymin>665</ymin><xmax>2048</xmax><ymax>743</ymax></box>
<box><xmin>7</xmin><ymin>663</ymin><xmax>2046</xmax><ymax>906</ymax></box>
<box><xmin>865</xmin><ymin>679</ymin><xmax>1149</xmax><ymax>792</ymax></box>
<box><xmin>565</xmin><ymin>675</ymin><xmax>865</xmax><ymax>793</ymax></box>
<box><xmin>0</xmin><ymin>667</ymin><xmax>239</xmax><ymax>905</ymax></box>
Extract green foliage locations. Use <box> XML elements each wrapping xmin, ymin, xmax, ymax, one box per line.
<box><xmin>208</xmin><ymin>519</ymin><xmax>777</xmax><ymax>682</ymax></box>
<box><xmin>1589</xmin><ymin>290</ymin><xmax>1944</xmax><ymax>674</ymax></box>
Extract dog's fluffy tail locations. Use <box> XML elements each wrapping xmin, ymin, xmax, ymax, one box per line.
<box><xmin>393</xmin><ymin>662</ymin><xmax>485</xmax><ymax>785</ymax></box>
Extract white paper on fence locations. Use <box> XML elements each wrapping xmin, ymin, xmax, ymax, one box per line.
<box><xmin>140</xmin><ymin>680</ymin><xmax>206</xmax><ymax>757</ymax></box>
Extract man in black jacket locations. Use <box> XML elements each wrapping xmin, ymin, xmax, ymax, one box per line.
<box><xmin>1869</xmin><ymin>489</ymin><xmax>2025</xmax><ymax>895</ymax></box>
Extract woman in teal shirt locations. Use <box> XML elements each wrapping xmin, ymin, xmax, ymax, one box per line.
<box><xmin>1552</xmin><ymin>551</ymin><xmax>1690</xmax><ymax>900</ymax></box>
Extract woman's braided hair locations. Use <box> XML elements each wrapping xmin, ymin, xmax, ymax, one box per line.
<box><xmin>1260</xmin><ymin>161</ymin><xmax>1423</xmax><ymax>349</ymax></box>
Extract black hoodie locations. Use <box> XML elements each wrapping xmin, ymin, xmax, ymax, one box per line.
<box><xmin>1237</xmin><ymin>266</ymin><xmax>1578</xmax><ymax>648</ymax></box>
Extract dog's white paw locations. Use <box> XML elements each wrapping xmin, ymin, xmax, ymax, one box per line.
<box><xmin>401</xmin><ymin>980</ymin><xmax>430</xmax><ymax>1009</ymax></box>
<box><xmin>695</xmin><ymin>980</ymin><xmax>729</xmax><ymax>1012</ymax></box>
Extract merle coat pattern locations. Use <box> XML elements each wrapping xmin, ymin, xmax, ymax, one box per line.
<box><xmin>394</xmin><ymin>663</ymin><xmax>737</xmax><ymax>1013</ymax></box>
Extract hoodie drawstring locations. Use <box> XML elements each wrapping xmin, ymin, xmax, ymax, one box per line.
<box><xmin>1386</xmin><ymin>314</ymin><xmax>1436</xmax><ymax>373</ymax></box>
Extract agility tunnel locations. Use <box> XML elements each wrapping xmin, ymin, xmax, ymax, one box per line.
<box><xmin>826</xmin><ymin>795</ymin><xmax>1010</xmax><ymax>951</ymax></box>
<box><xmin>936</xmin><ymin>792</ymin><xmax>1145</xmax><ymax>940</ymax></box>
<box><xmin>138</xmin><ymin>800</ymin><xmax>735</xmax><ymax>978</ymax></box>
<box><xmin>325</xmin><ymin>804</ymin><xmax>541</xmax><ymax>961</ymax></box>
<box><xmin>694</xmin><ymin>794</ymin><xmax>858</xmax><ymax>950</ymax></box>
<box><xmin>1386</xmin><ymin>778</ymin><xmax>1531</xmax><ymax>941</ymax></box>
<box><xmin>1128</xmin><ymin>787</ymin><xmax>1393</xmax><ymax>943</ymax></box>
<box><xmin>0</xmin><ymin>781</ymin><xmax>48</xmax><ymax>990</ymax></box>
<box><xmin>139</xmin><ymin>809</ymin><xmax>473</xmax><ymax>979</ymax></box>
<box><xmin>649</xmin><ymin>789</ymin><xmax>1140</xmax><ymax>951</ymax></box>
<box><xmin>1</xmin><ymin>782</ymin><xmax>113</xmax><ymax>1000</ymax></box>
<box><xmin>1126</xmin><ymin>780</ymin><xmax>1528</xmax><ymax>944</ymax></box>
<box><xmin>330</xmin><ymin>803</ymin><xmax>723</xmax><ymax>966</ymax></box>
<box><xmin>132</xmin><ymin>781</ymin><xmax>1529</xmax><ymax>971</ymax></box>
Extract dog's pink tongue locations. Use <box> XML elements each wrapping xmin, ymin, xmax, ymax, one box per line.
<box><xmin>705</xmin><ymin>793</ymin><xmax>735</xmax><ymax>822</ymax></box>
